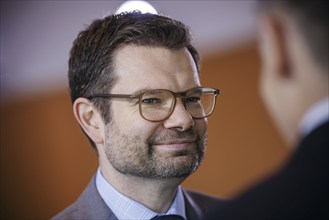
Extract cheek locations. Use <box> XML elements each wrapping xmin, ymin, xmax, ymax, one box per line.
<box><xmin>260</xmin><ymin>73</ymin><xmax>275</xmax><ymax>110</ymax></box>
<box><xmin>132</xmin><ymin>122</ymin><xmax>160</xmax><ymax>139</ymax></box>
<box><xmin>112</xmin><ymin>102</ymin><xmax>163</xmax><ymax>141</ymax></box>
<box><xmin>260</xmin><ymin>74</ymin><xmax>268</xmax><ymax>103</ymax></box>
<box><xmin>259</xmin><ymin>74</ymin><xmax>287</xmax><ymax>132</ymax></box>
<box><xmin>195</xmin><ymin>118</ymin><xmax>208</xmax><ymax>137</ymax></box>
<box><xmin>111</xmin><ymin>101</ymin><xmax>141</xmax><ymax>126</ymax></box>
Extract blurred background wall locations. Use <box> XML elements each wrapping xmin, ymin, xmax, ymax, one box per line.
<box><xmin>1</xmin><ymin>1</ymin><xmax>291</xmax><ymax>219</ymax></box>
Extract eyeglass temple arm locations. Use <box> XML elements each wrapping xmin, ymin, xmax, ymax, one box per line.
<box><xmin>87</xmin><ymin>94</ymin><xmax>139</xmax><ymax>99</ymax></box>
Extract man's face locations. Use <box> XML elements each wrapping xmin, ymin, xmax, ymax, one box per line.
<box><xmin>102</xmin><ymin>45</ymin><xmax>207</xmax><ymax>179</ymax></box>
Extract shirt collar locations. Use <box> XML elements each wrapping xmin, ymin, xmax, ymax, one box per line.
<box><xmin>299</xmin><ymin>97</ymin><xmax>329</xmax><ymax>138</ymax></box>
<box><xmin>95</xmin><ymin>168</ymin><xmax>186</xmax><ymax>220</ymax></box>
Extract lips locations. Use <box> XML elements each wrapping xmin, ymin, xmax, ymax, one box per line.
<box><xmin>153</xmin><ymin>139</ymin><xmax>196</xmax><ymax>145</ymax></box>
<box><xmin>152</xmin><ymin>139</ymin><xmax>196</xmax><ymax>152</ymax></box>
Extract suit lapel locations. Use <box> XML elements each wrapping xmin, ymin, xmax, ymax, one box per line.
<box><xmin>183</xmin><ymin>190</ymin><xmax>208</xmax><ymax>220</ymax></box>
<box><xmin>74</xmin><ymin>175</ymin><xmax>118</xmax><ymax>219</ymax></box>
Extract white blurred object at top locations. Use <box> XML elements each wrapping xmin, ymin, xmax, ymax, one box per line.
<box><xmin>116</xmin><ymin>1</ymin><xmax>157</xmax><ymax>14</ymax></box>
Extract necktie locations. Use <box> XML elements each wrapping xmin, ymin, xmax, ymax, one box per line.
<box><xmin>151</xmin><ymin>214</ymin><xmax>184</xmax><ymax>220</ymax></box>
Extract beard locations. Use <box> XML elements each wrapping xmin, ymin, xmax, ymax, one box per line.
<box><xmin>104</xmin><ymin>120</ymin><xmax>206</xmax><ymax>179</ymax></box>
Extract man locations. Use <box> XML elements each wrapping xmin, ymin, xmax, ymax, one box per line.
<box><xmin>53</xmin><ymin>11</ymin><xmax>225</xmax><ymax>220</ymax></box>
<box><xmin>207</xmin><ymin>1</ymin><xmax>328</xmax><ymax>219</ymax></box>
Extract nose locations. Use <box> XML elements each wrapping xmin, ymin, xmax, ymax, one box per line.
<box><xmin>163</xmin><ymin>98</ymin><xmax>194</xmax><ymax>131</ymax></box>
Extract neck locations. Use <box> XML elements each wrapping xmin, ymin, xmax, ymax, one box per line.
<box><xmin>99</xmin><ymin>157</ymin><xmax>185</xmax><ymax>213</ymax></box>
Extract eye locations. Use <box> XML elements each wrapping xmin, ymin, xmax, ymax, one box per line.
<box><xmin>186</xmin><ymin>96</ymin><xmax>201</xmax><ymax>103</ymax></box>
<box><xmin>142</xmin><ymin>98</ymin><xmax>162</xmax><ymax>104</ymax></box>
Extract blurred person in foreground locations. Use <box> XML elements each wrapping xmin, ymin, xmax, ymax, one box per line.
<box><xmin>207</xmin><ymin>1</ymin><xmax>328</xmax><ymax>219</ymax></box>
<box><xmin>53</xmin><ymin>11</ymin><xmax>226</xmax><ymax>220</ymax></box>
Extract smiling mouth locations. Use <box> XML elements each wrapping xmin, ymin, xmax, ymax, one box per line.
<box><xmin>153</xmin><ymin>139</ymin><xmax>196</xmax><ymax>151</ymax></box>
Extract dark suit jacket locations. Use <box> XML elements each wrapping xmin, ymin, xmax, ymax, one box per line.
<box><xmin>52</xmin><ymin>175</ymin><xmax>227</xmax><ymax>220</ymax></box>
<box><xmin>206</xmin><ymin>121</ymin><xmax>329</xmax><ymax>220</ymax></box>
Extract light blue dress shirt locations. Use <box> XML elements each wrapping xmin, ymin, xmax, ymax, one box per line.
<box><xmin>96</xmin><ymin>168</ymin><xmax>187</xmax><ymax>220</ymax></box>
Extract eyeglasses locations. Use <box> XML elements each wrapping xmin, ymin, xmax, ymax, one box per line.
<box><xmin>87</xmin><ymin>87</ymin><xmax>220</xmax><ymax>122</ymax></box>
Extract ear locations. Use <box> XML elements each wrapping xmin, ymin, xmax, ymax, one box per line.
<box><xmin>73</xmin><ymin>97</ymin><xmax>104</xmax><ymax>145</ymax></box>
<box><xmin>259</xmin><ymin>14</ymin><xmax>292</xmax><ymax>79</ymax></box>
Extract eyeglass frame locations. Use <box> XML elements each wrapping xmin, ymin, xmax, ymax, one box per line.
<box><xmin>87</xmin><ymin>86</ymin><xmax>220</xmax><ymax>122</ymax></box>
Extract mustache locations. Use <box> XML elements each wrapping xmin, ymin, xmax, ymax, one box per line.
<box><xmin>148</xmin><ymin>129</ymin><xmax>197</xmax><ymax>145</ymax></box>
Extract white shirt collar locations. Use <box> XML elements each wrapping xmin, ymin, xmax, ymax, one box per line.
<box><xmin>95</xmin><ymin>168</ymin><xmax>186</xmax><ymax>220</ymax></box>
<box><xmin>299</xmin><ymin>97</ymin><xmax>329</xmax><ymax>138</ymax></box>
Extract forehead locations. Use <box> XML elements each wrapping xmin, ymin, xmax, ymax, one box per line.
<box><xmin>112</xmin><ymin>45</ymin><xmax>200</xmax><ymax>93</ymax></box>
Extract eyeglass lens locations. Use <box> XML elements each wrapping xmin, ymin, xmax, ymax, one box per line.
<box><xmin>140</xmin><ymin>90</ymin><xmax>175</xmax><ymax>121</ymax></box>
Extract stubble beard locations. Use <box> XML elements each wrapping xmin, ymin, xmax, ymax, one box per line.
<box><xmin>104</xmin><ymin>121</ymin><xmax>206</xmax><ymax>179</ymax></box>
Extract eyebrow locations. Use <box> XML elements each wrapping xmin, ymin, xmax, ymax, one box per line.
<box><xmin>131</xmin><ymin>86</ymin><xmax>202</xmax><ymax>95</ymax></box>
